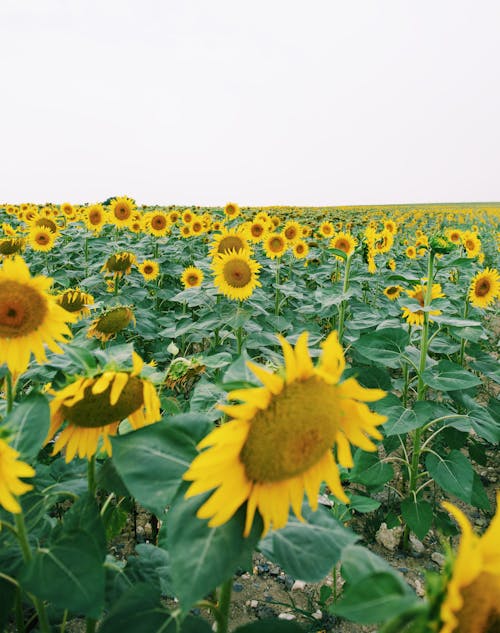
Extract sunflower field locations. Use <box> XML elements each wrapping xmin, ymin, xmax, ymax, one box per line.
<box><xmin>0</xmin><ymin>198</ymin><xmax>499</xmax><ymax>633</ymax></box>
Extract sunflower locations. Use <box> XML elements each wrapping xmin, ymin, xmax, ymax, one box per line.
<box><xmin>283</xmin><ymin>221</ymin><xmax>302</xmax><ymax>244</ymax></box>
<box><xmin>406</xmin><ymin>246</ymin><xmax>417</xmax><ymax>259</ymax></box>
<box><xmin>212</xmin><ymin>250</ymin><xmax>261</xmax><ymax>301</ymax></box>
<box><xmin>384</xmin><ymin>220</ymin><xmax>397</xmax><ymax>234</ymax></box>
<box><xmin>318</xmin><ymin>221</ymin><xmax>334</xmax><ymax>238</ymax></box>
<box><xmin>60</xmin><ymin>202</ymin><xmax>74</xmax><ymax>217</ymax></box>
<box><xmin>387</xmin><ymin>258</ymin><xmax>396</xmax><ymax>271</ymax></box>
<box><xmin>181</xmin><ymin>266</ymin><xmax>204</xmax><ymax>289</ymax></box>
<box><xmin>263</xmin><ymin>233</ymin><xmax>287</xmax><ymax>259</ymax></box>
<box><xmin>46</xmin><ymin>352</ymin><xmax>161</xmax><ymax>462</ymax></box>
<box><xmin>246</xmin><ymin>220</ymin><xmax>269</xmax><ymax>243</ymax></box>
<box><xmin>0</xmin><ymin>257</ymin><xmax>76</xmax><ymax>375</ymax></box>
<box><xmin>224</xmin><ymin>202</ymin><xmax>240</xmax><ymax>219</ymax></box>
<box><xmin>330</xmin><ymin>232</ymin><xmax>357</xmax><ymax>257</ymax></box>
<box><xmin>438</xmin><ymin>496</ymin><xmax>500</xmax><ymax>633</ymax></box>
<box><xmin>109</xmin><ymin>196</ymin><xmax>136</xmax><ymax>228</ymax></box>
<box><xmin>28</xmin><ymin>227</ymin><xmax>56</xmax><ymax>252</ymax></box>
<box><xmin>292</xmin><ymin>240</ymin><xmax>309</xmax><ymax>259</ymax></box>
<box><xmin>84</xmin><ymin>204</ymin><xmax>107</xmax><ymax>232</ymax></box>
<box><xmin>373</xmin><ymin>230</ymin><xmax>394</xmax><ymax>255</ymax></box>
<box><xmin>182</xmin><ymin>210</ymin><xmax>194</xmax><ymax>224</ymax></box>
<box><xmin>56</xmin><ymin>288</ymin><xmax>94</xmax><ymax>319</ymax></box>
<box><xmin>446</xmin><ymin>228</ymin><xmax>463</xmax><ymax>244</ymax></box>
<box><xmin>401</xmin><ymin>283</ymin><xmax>445</xmax><ymax>326</ymax></box>
<box><xmin>462</xmin><ymin>231</ymin><xmax>482</xmax><ymax>258</ymax></box>
<box><xmin>183</xmin><ymin>331</ymin><xmax>386</xmax><ymax>536</ymax></box>
<box><xmin>168</xmin><ymin>210</ymin><xmax>180</xmax><ymax>224</ymax></box>
<box><xmin>180</xmin><ymin>225</ymin><xmax>192</xmax><ymax>238</ymax></box>
<box><xmin>383</xmin><ymin>285</ymin><xmax>403</xmax><ymax>300</ymax></box>
<box><xmin>468</xmin><ymin>268</ymin><xmax>500</xmax><ymax>309</ymax></box>
<box><xmin>87</xmin><ymin>306</ymin><xmax>135</xmax><ymax>342</ymax></box>
<box><xmin>0</xmin><ymin>438</ymin><xmax>35</xmax><ymax>513</ymax></box>
<box><xmin>210</xmin><ymin>229</ymin><xmax>251</xmax><ymax>258</ymax></box>
<box><xmin>145</xmin><ymin>211</ymin><xmax>170</xmax><ymax>237</ymax></box>
<box><xmin>190</xmin><ymin>217</ymin><xmax>205</xmax><ymax>236</ymax></box>
<box><xmin>138</xmin><ymin>260</ymin><xmax>160</xmax><ymax>282</ymax></box>
<box><xmin>0</xmin><ymin>237</ymin><xmax>25</xmax><ymax>257</ymax></box>
<box><xmin>101</xmin><ymin>251</ymin><xmax>137</xmax><ymax>277</ymax></box>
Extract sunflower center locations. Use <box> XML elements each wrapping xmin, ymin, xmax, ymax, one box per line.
<box><xmin>285</xmin><ymin>228</ymin><xmax>297</xmax><ymax>240</ymax></box>
<box><xmin>89</xmin><ymin>211</ymin><xmax>102</xmax><ymax>224</ymax></box>
<box><xmin>152</xmin><ymin>216</ymin><xmax>167</xmax><ymax>229</ymax></box>
<box><xmin>251</xmin><ymin>225</ymin><xmax>263</xmax><ymax>237</ymax></box>
<box><xmin>454</xmin><ymin>572</ymin><xmax>500</xmax><ymax>633</ymax></box>
<box><xmin>217</xmin><ymin>236</ymin><xmax>245</xmax><ymax>254</ymax></box>
<box><xmin>240</xmin><ymin>378</ymin><xmax>338</xmax><ymax>482</ymax></box>
<box><xmin>188</xmin><ymin>275</ymin><xmax>199</xmax><ymax>285</ymax></box>
<box><xmin>475</xmin><ymin>280</ymin><xmax>491</xmax><ymax>297</ymax></box>
<box><xmin>115</xmin><ymin>205</ymin><xmax>131</xmax><ymax>219</ymax></box>
<box><xmin>387</xmin><ymin>286</ymin><xmax>398</xmax><ymax>295</ymax></box>
<box><xmin>36</xmin><ymin>234</ymin><xmax>49</xmax><ymax>245</ymax></box>
<box><xmin>61</xmin><ymin>375</ymin><xmax>144</xmax><ymax>428</ymax></box>
<box><xmin>465</xmin><ymin>239</ymin><xmax>475</xmax><ymax>250</ymax></box>
<box><xmin>296</xmin><ymin>244</ymin><xmax>304</xmax><ymax>253</ymax></box>
<box><xmin>0</xmin><ymin>281</ymin><xmax>48</xmax><ymax>338</ymax></box>
<box><xmin>144</xmin><ymin>265</ymin><xmax>154</xmax><ymax>274</ymax></box>
<box><xmin>223</xmin><ymin>259</ymin><xmax>252</xmax><ymax>288</ymax></box>
<box><xmin>270</xmin><ymin>237</ymin><xmax>284</xmax><ymax>252</ymax></box>
<box><xmin>35</xmin><ymin>218</ymin><xmax>57</xmax><ymax>232</ymax></box>
<box><xmin>336</xmin><ymin>239</ymin><xmax>350</xmax><ymax>252</ymax></box>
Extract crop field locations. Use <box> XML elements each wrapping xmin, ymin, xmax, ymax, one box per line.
<box><xmin>0</xmin><ymin>199</ymin><xmax>499</xmax><ymax>633</ymax></box>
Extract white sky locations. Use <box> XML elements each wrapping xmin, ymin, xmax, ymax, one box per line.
<box><xmin>1</xmin><ymin>0</ymin><xmax>499</xmax><ymax>206</ymax></box>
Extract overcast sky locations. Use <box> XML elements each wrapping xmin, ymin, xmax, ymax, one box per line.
<box><xmin>1</xmin><ymin>0</ymin><xmax>499</xmax><ymax>206</ymax></box>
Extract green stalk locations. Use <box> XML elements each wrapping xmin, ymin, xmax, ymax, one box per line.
<box><xmin>404</xmin><ymin>251</ymin><xmax>435</xmax><ymax>547</ymax></box>
<box><xmin>113</xmin><ymin>275</ymin><xmax>120</xmax><ymax>296</ymax></box>
<box><xmin>337</xmin><ymin>255</ymin><xmax>352</xmax><ymax>343</ymax></box>
<box><xmin>13</xmin><ymin>513</ymin><xmax>51</xmax><ymax>633</ymax></box>
<box><xmin>216</xmin><ymin>579</ymin><xmax>233</xmax><ymax>633</ymax></box>
<box><xmin>458</xmin><ymin>299</ymin><xmax>469</xmax><ymax>366</ymax></box>
<box><xmin>274</xmin><ymin>260</ymin><xmax>281</xmax><ymax>316</ymax></box>
<box><xmin>6</xmin><ymin>370</ymin><xmax>14</xmax><ymax>413</ymax></box>
<box><xmin>87</xmin><ymin>455</ymin><xmax>96</xmax><ymax>497</ymax></box>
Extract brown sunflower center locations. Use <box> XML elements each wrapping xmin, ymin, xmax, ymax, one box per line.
<box><xmin>0</xmin><ymin>239</ymin><xmax>24</xmax><ymax>255</ymax></box>
<box><xmin>143</xmin><ymin>265</ymin><xmax>154</xmax><ymax>274</ymax></box>
<box><xmin>269</xmin><ymin>237</ymin><xmax>284</xmax><ymax>252</ymax></box>
<box><xmin>115</xmin><ymin>205</ymin><xmax>131</xmax><ymax>219</ymax></box>
<box><xmin>453</xmin><ymin>571</ymin><xmax>500</xmax><ymax>633</ymax></box>
<box><xmin>217</xmin><ymin>235</ymin><xmax>245</xmax><ymax>254</ymax></box>
<box><xmin>35</xmin><ymin>218</ymin><xmax>57</xmax><ymax>232</ymax></box>
<box><xmin>296</xmin><ymin>244</ymin><xmax>305</xmax><ymax>254</ymax></box>
<box><xmin>335</xmin><ymin>239</ymin><xmax>350</xmax><ymax>252</ymax></box>
<box><xmin>322</xmin><ymin>225</ymin><xmax>332</xmax><ymax>235</ymax></box>
<box><xmin>0</xmin><ymin>281</ymin><xmax>48</xmax><ymax>338</ymax></box>
<box><xmin>251</xmin><ymin>224</ymin><xmax>263</xmax><ymax>237</ymax></box>
<box><xmin>187</xmin><ymin>274</ymin><xmax>199</xmax><ymax>285</ymax></box>
<box><xmin>285</xmin><ymin>227</ymin><xmax>297</xmax><ymax>240</ymax></box>
<box><xmin>240</xmin><ymin>378</ymin><xmax>338</xmax><ymax>482</ymax></box>
<box><xmin>95</xmin><ymin>307</ymin><xmax>133</xmax><ymax>334</ymax></box>
<box><xmin>386</xmin><ymin>286</ymin><xmax>398</xmax><ymax>295</ymax></box>
<box><xmin>223</xmin><ymin>259</ymin><xmax>252</xmax><ymax>288</ymax></box>
<box><xmin>465</xmin><ymin>239</ymin><xmax>475</xmax><ymax>250</ymax></box>
<box><xmin>36</xmin><ymin>233</ymin><xmax>49</xmax><ymax>245</ymax></box>
<box><xmin>192</xmin><ymin>222</ymin><xmax>202</xmax><ymax>232</ymax></box>
<box><xmin>61</xmin><ymin>375</ymin><xmax>144</xmax><ymax>428</ymax></box>
<box><xmin>226</xmin><ymin>205</ymin><xmax>236</xmax><ymax>216</ymax></box>
<box><xmin>89</xmin><ymin>211</ymin><xmax>102</xmax><ymax>224</ymax></box>
<box><xmin>475</xmin><ymin>279</ymin><xmax>491</xmax><ymax>297</ymax></box>
<box><xmin>152</xmin><ymin>215</ymin><xmax>167</xmax><ymax>229</ymax></box>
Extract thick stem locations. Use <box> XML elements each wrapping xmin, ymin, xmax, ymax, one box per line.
<box><xmin>6</xmin><ymin>370</ymin><xmax>14</xmax><ymax>413</ymax></box>
<box><xmin>458</xmin><ymin>299</ymin><xmax>469</xmax><ymax>366</ymax></box>
<box><xmin>274</xmin><ymin>261</ymin><xmax>281</xmax><ymax>316</ymax></box>
<box><xmin>87</xmin><ymin>455</ymin><xmax>96</xmax><ymax>497</ymax></box>
<box><xmin>216</xmin><ymin>579</ymin><xmax>233</xmax><ymax>633</ymax></box>
<box><xmin>337</xmin><ymin>255</ymin><xmax>352</xmax><ymax>343</ymax></box>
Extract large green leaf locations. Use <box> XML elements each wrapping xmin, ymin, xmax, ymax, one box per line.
<box><xmin>3</xmin><ymin>393</ymin><xmax>50</xmax><ymax>459</ymax></box>
<box><xmin>422</xmin><ymin>360</ymin><xmax>481</xmax><ymax>391</ymax></box>
<box><xmin>400</xmin><ymin>498</ymin><xmax>433</xmax><ymax>540</ymax></box>
<box><xmin>99</xmin><ymin>583</ymin><xmax>172</xmax><ymax>633</ymax></box>
<box><xmin>352</xmin><ymin>328</ymin><xmax>410</xmax><ymax>368</ymax></box>
<box><xmin>426</xmin><ymin>450</ymin><xmax>474</xmax><ymax>503</ymax></box>
<box><xmin>166</xmin><ymin>488</ymin><xmax>263</xmax><ymax>611</ymax></box>
<box><xmin>349</xmin><ymin>450</ymin><xmax>394</xmax><ymax>488</ymax></box>
<box><xmin>111</xmin><ymin>414</ymin><xmax>212</xmax><ymax>514</ymax></box>
<box><xmin>259</xmin><ymin>504</ymin><xmax>358</xmax><ymax>582</ymax></box>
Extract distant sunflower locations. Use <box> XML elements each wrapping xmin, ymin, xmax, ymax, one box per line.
<box><xmin>468</xmin><ymin>268</ymin><xmax>500</xmax><ymax>309</ymax></box>
<box><xmin>182</xmin><ymin>210</ymin><xmax>194</xmax><ymax>225</ymax></box>
<box><xmin>46</xmin><ymin>352</ymin><xmax>161</xmax><ymax>462</ymax></box>
<box><xmin>384</xmin><ymin>220</ymin><xmax>397</xmax><ymax>234</ymax></box>
<box><xmin>101</xmin><ymin>251</ymin><xmax>137</xmax><ymax>277</ymax></box>
<box><xmin>318</xmin><ymin>221</ymin><xmax>334</xmax><ymax>238</ymax></box>
<box><xmin>0</xmin><ymin>237</ymin><xmax>25</xmax><ymax>258</ymax></box>
<box><xmin>246</xmin><ymin>220</ymin><xmax>268</xmax><ymax>243</ymax></box>
<box><xmin>406</xmin><ymin>246</ymin><xmax>417</xmax><ymax>259</ymax></box>
<box><xmin>181</xmin><ymin>266</ymin><xmax>204</xmax><ymax>289</ymax></box>
<box><xmin>224</xmin><ymin>202</ymin><xmax>240</xmax><ymax>219</ymax></box>
<box><xmin>0</xmin><ymin>438</ymin><xmax>35</xmax><ymax>513</ymax></box>
<box><xmin>263</xmin><ymin>233</ymin><xmax>287</xmax><ymax>259</ymax></box>
<box><xmin>109</xmin><ymin>196</ymin><xmax>136</xmax><ymax>228</ymax></box>
<box><xmin>0</xmin><ymin>257</ymin><xmax>76</xmax><ymax>375</ymax></box>
<box><xmin>138</xmin><ymin>260</ymin><xmax>160</xmax><ymax>282</ymax></box>
<box><xmin>292</xmin><ymin>240</ymin><xmax>309</xmax><ymax>259</ymax></box>
<box><xmin>87</xmin><ymin>306</ymin><xmax>135</xmax><ymax>342</ymax></box>
<box><xmin>401</xmin><ymin>283</ymin><xmax>445</xmax><ymax>326</ymax></box>
<box><xmin>283</xmin><ymin>221</ymin><xmax>302</xmax><ymax>244</ymax></box>
<box><xmin>210</xmin><ymin>229</ymin><xmax>251</xmax><ymax>258</ymax></box>
<box><xmin>383</xmin><ymin>285</ymin><xmax>403</xmax><ymax>300</ymax></box>
<box><xmin>84</xmin><ymin>204</ymin><xmax>107</xmax><ymax>232</ymax></box>
<box><xmin>168</xmin><ymin>210</ymin><xmax>180</xmax><ymax>224</ymax></box>
<box><xmin>60</xmin><ymin>202</ymin><xmax>74</xmax><ymax>217</ymax></box>
<box><xmin>56</xmin><ymin>288</ymin><xmax>94</xmax><ymax>319</ymax></box>
<box><xmin>330</xmin><ymin>232</ymin><xmax>356</xmax><ymax>257</ymax></box>
<box><xmin>180</xmin><ymin>225</ymin><xmax>192</xmax><ymax>238</ymax></box>
<box><xmin>446</xmin><ymin>228</ymin><xmax>462</xmax><ymax>244</ymax></box>
<box><xmin>190</xmin><ymin>217</ymin><xmax>204</xmax><ymax>235</ymax></box>
<box><xmin>146</xmin><ymin>211</ymin><xmax>170</xmax><ymax>237</ymax></box>
<box><xmin>183</xmin><ymin>331</ymin><xmax>386</xmax><ymax>536</ymax></box>
<box><xmin>373</xmin><ymin>230</ymin><xmax>394</xmax><ymax>255</ymax></box>
<box><xmin>29</xmin><ymin>227</ymin><xmax>56</xmax><ymax>252</ymax></box>
<box><xmin>438</xmin><ymin>496</ymin><xmax>500</xmax><ymax>633</ymax></box>
<box><xmin>212</xmin><ymin>250</ymin><xmax>261</xmax><ymax>301</ymax></box>
<box><xmin>462</xmin><ymin>231</ymin><xmax>482</xmax><ymax>258</ymax></box>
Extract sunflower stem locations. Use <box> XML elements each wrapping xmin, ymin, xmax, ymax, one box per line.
<box><xmin>458</xmin><ymin>299</ymin><xmax>469</xmax><ymax>366</ymax></box>
<box><xmin>13</xmin><ymin>512</ymin><xmax>51</xmax><ymax>633</ymax></box>
<box><xmin>274</xmin><ymin>261</ymin><xmax>281</xmax><ymax>316</ymax></box>
<box><xmin>216</xmin><ymin>579</ymin><xmax>232</xmax><ymax>633</ymax></box>
<box><xmin>87</xmin><ymin>454</ymin><xmax>96</xmax><ymax>497</ymax></box>
<box><xmin>113</xmin><ymin>275</ymin><xmax>120</xmax><ymax>296</ymax></box>
<box><xmin>404</xmin><ymin>251</ymin><xmax>435</xmax><ymax>549</ymax></box>
<box><xmin>337</xmin><ymin>254</ymin><xmax>352</xmax><ymax>344</ymax></box>
<box><xmin>6</xmin><ymin>370</ymin><xmax>14</xmax><ymax>413</ymax></box>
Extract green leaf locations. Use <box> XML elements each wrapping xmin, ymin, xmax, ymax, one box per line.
<box><xmin>348</xmin><ymin>494</ymin><xmax>381</xmax><ymax>513</ymax></box>
<box><xmin>0</xmin><ymin>578</ymin><xmax>16</xmax><ymax>630</ymax></box>
<box><xmin>340</xmin><ymin>544</ymin><xmax>396</xmax><ymax>584</ymax></box>
<box><xmin>99</xmin><ymin>583</ymin><xmax>171</xmax><ymax>633</ymax></box>
<box><xmin>166</xmin><ymin>487</ymin><xmax>263</xmax><ymax>611</ymax></box>
<box><xmin>234</xmin><ymin>621</ymin><xmax>305</xmax><ymax>633</ymax></box>
<box><xmin>349</xmin><ymin>450</ymin><xmax>394</xmax><ymax>488</ymax></box>
<box><xmin>20</xmin><ymin>494</ymin><xmax>106</xmax><ymax>618</ymax></box>
<box><xmin>422</xmin><ymin>360</ymin><xmax>481</xmax><ymax>391</ymax></box>
<box><xmin>3</xmin><ymin>393</ymin><xmax>50</xmax><ymax>459</ymax></box>
<box><xmin>400</xmin><ymin>498</ymin><xmax>433</xmax><ymax>540</ymax></box>
<box><xmin>352</xmin><ymin>328</ymin><xmax>410</xmax><ymax>368</ymax></box>
<box><xmin>470</xmin><ymin>472</ymin><xmax>491</xmax><ymax>511</ymax></box>
<box><xmin>332</xmin><ymin>572</ymin><xmax>417</xmax><ymax>624</ymax></box>
<box><xmin>426</xmin><ymin>450</ymin><xmax>474</xmax><ymax>503</ymax></box>
<box><xmin>260</xmin><ymin>504</ymin><xmax>358</xmax><ymax>582</ymax></box>
<box><xmin>111</xmin><ymin>414</ymin><xmax>212</xmax><ymax>514</ymax></box>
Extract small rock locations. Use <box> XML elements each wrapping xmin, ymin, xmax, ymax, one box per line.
<box><xmin>312</xmin><ymin>610</ymin><xmax>323</xmax><ymax>620</ymax></box>
<box><xmin>240</xmin><ymin>572</ymin><xmax>251</xmax><ymax>580</ymax></box>
<box><xmin>398</xmin><ymin>567</ymin><xmax>409</xmax><ymax>573</ymax></box>
<box><xmin>292</xmin><ymin>580</ymin><xmax>306</xmax><ymax>591</ymax></box>
<box><xmin>413</xmin><ymin>579</ymin><xmax>425</xmax><ymax>597</ymax></box>
<box><xmin>431</xmin><ymin>552</ymin><xmax>446</xmax><ymax>567</ymax></box>
<box><xmin>250</xmin><ymin>600</ymin><xmax>258</xmax><ymax>608</ymax></box>
<box><xmin>256</xmin><ymin>605</ymin><xmax>277</xmax><ymax>620</ymax></box>
<box><xmin>278</xmin><ymin>613</ymin><xmax>296</xmax><ymax>621</ymax></box>
<box><xmin>233</xmin><ymin>582</ymin><xmax>243</xmax><ymax>593</ymax></box>
<box><xmin>270</xmin><ymin>566</ymin><xmax>280</xmax><ymax>576</ymax></box>
<box><xmin>318</xmin><ymin>493</ymin><xmax>333</xmax><ymax>508</ymax></box>
<box><xmin>375</xmin><ymin>522</ymin><xmax>403</xmax><ymax>552</ymax></box>
<box><xmin>144</xmin><ymin>522</ymin><xmax>152</xmax><ymax>538</ymax></box>
<box><xmin>264</xmin><ymin>594</ymin><xmax>273</xmax><ymax>602</ymax></box>
<box><xmin>409</xmin><ymin>534</ymin><xmax>425</xmax><ymax>556</ymax></box>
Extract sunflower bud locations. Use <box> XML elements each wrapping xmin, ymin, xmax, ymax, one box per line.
<box><xmin>430</xmin><ymin>234</ymin><xmax>455</xmax><ymax>255</ymax></box>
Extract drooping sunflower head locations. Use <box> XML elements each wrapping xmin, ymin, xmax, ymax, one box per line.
<box><xmin>212</xmin><ymin>249</ymin><xmax>261</xmax><ymax>301</ymax></box>
<box><xmin>468</xmin><ymin>268</ymin><xmax>500</xmax><ymax>309</ymax></box>
<box><xmin>383</xmin><ymin>285</ymin><xmax>403</xmax><ymax>300</ymax></box>
<box><xmin>46</xmin><ymin>351</ymin><xmax>161</xmax><ymax>462</ymax></box>
<box><xmin>0</xmin><ymin>237</ymin><xmax>25</xmax><ymax>257</ymax></box>
<box><xmin>0</xmin><ymin>256</ymin><xmax>76</xmax><ymax>375</ymax></box>
<box><xmin>102</xmin><ymin>251</ymin><xmax>137</xmax><ymax>277</ymax></box>
<box><xmin>87</xmin><ymin>305</ymin><xmax>135</xmax><ymax>342</ymax></box>
<box><xmin>28</xmin><ymin>227</ymin><xmax>57</xmax><ymax>252</ymax></box>
<box><xmin>183</xmin><ymin>331</ymin><xmax>386</xmax><ymax>536</ymax></box>
<box><xmin>181</xmin><ymin>266</ymin><xmax>204</xmax><ymax>289</ymax></box>
<box><xmin>263</xmin><ymin>232</ymin><xmax>287</xmax><ymax>259</ymax></box>
<box><xmin>109</xmin><ymin>196</ymin><xmax>136</xmax><ymax>227</ymax></box>
<box><xmin>56</xmin><ymin>288</ymin><xmax>94</xmax><ymax>319</ymax></box>
<box><xmin>401</xmin><ymin>283</ymin><xmax>445</xmax><ymax>326</ymax></box>
<box><xmin>438</xmin><ymin>496</ymin><xmax>500</xmax><ymax>633</ymax></box>
<box><xmin>373</xmin><ymin>230</ymin><xmax>394</xmax><ymax>255</ymax></box>
<box><xmin>224</xmin><ymin>202</ymin><xmax>240</xmax><ymax>219</ymax></box>
<box><xmin>210</xmin><ymin>229</ymin><xmax>251</xmax><ymax>258</ymax></box>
